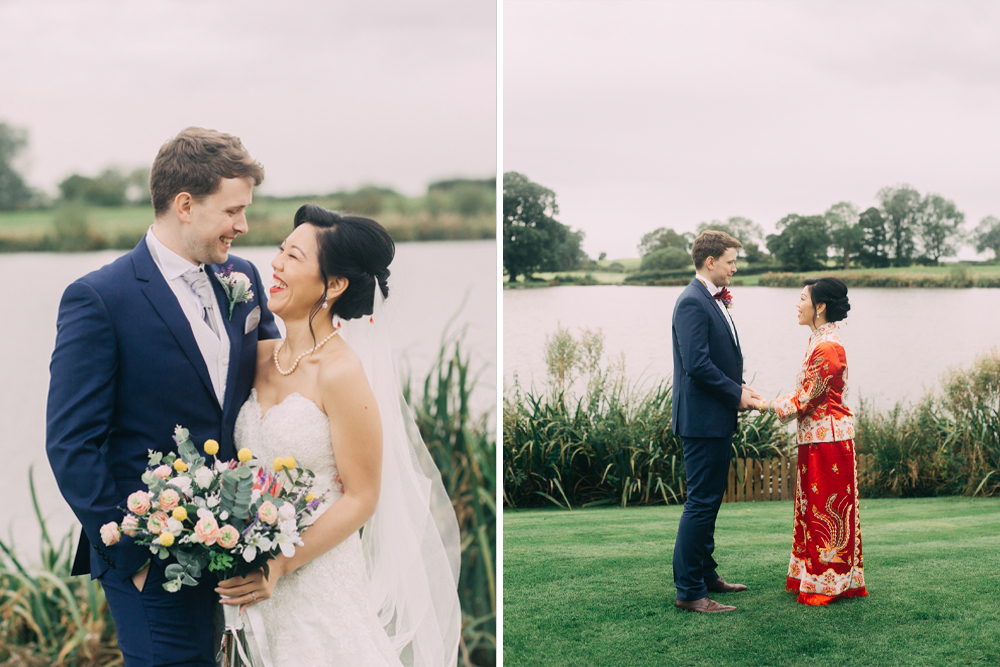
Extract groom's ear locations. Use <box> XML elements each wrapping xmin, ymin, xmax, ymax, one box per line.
<box><xmin>174</xmin><ymin>192</ymin><xmax>194</xmax><ymax>223</ymax></box>
<box><xmin>326</xmin><ymin>276</ymin><xmax>348</xmax><ymax>301</ymax></box>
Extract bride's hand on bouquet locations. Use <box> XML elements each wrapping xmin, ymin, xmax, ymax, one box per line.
<box><xmin>216</xmin><ymin>561</ymin><xmax>284</xmax><ymax>614</ymax></box>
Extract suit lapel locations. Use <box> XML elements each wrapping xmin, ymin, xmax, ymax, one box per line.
<box><xmin>132</xmin><ymin>239</ymin><xmax>221</xmax><ymax>412</ymax></box>
<box><xmin>693</xmin><ymin>279</ymin><xmax>741</xmax><ymax>356</ymax></box>
<box><xmin>208</xmin><ymin>265</ymin><xmax>245</xmax><ymax>418</ymax></box>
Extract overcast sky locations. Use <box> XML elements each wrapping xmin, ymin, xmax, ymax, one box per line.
<box><xmin>1</xmin><ymin>0</ymin><xmax>496</xmax><ymax>197</ymax></box>
<box><xmin>504</xmin><ymin>0</ymin><xmax>1000</xmax><ymax>260</ymax></box>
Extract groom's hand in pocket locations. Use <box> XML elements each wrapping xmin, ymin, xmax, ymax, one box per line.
<box><xmin>131</xmin><ymin>563</ymin><xmax>150</xmax><ymax>592</ymax></box>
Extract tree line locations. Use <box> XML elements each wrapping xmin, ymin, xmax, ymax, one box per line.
<box><xmin>0</xmin><ymin>120</ymin><xmax>495</xmax><ymax>218</ymax></box>
<box><xmin>503</xmin><ymin>171</ymin><xmax>1000</xmax><ymax>282</ymax></box>
<box><xmin>641</xmin><ymin>188</ymin><xmax>1000</xmax><ymax>272</ymax></box>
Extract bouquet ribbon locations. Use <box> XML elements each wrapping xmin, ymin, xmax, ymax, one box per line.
<box><xmin>220</xmin><ymin>599</ymin><xmax>275</xmax><ymax>667</ymax></box>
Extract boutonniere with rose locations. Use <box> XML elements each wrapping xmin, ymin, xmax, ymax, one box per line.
<box><xmin>215</xmin><ymin>265</ymin><xmax>254</xmax><ymax>320</ymax></box>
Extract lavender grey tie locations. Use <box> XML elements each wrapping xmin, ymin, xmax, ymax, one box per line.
<box><xmin>182</xmin><ymin>268</ymin><xmax>220</xmax><ymax>338</ymax></box>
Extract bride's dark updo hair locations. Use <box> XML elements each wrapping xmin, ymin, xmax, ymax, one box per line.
<box><xmin>804</xmin><ymin>277</ymin><xmax>850</xmax><ymax>322</ymax></box>
<box><xmin>293</xmin><ymin>204</ymin><xmax>395</xmax><ymax>323</ymax></box>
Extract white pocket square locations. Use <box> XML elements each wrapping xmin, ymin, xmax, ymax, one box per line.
<box><xmin>244</xmin><ymin>306</ymin><xmax>261</xmax><ymax>334</ymax></box>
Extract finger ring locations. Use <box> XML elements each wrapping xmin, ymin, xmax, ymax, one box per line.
<box><xmin>251</xmin><ymin>592</ymin><xmax>257</xmax><ymax>602</ymax></box>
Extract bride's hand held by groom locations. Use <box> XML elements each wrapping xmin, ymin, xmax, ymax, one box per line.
<box><xmin>738</xmin><ymin>384</ymin><xmax>762</xmax><ymax>412</ymax></box>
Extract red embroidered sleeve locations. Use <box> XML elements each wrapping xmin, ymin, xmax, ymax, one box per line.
<box><xmin>772</xmin><ymin>342</ymin><xmax>842</xmax><ymax>423</ymax></box>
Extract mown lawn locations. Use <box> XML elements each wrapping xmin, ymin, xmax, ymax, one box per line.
<box><xmin>503</xmin><ymin>498</ymin><xmax>1000</xmax><ymax>667</ymax></box>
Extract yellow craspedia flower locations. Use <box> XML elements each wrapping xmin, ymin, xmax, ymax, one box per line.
<box><xmin>283</xmin><ymin>457</ymin><xmax>297</xmax><ymax>470</ymax></box>
<box><xmin>158</xmin><ymin>531</ymin><xmax>175</xmax><ymax>547</ymax></box>
<box><xmin>173</xmin><ymin>459</ymin><xmax>188</xmax><ymax>472</ymax></box>
<box><xmin>273</xmin><ymin>457</ymin><xmax>285</xmax><ymax>472</ymax></box>
<box><xmin>238</xmin><ymin>448</ymin><xmax>253</xmax><ymax>463</ymax></box>
<box><xmin>172</xmin><ymin>507</ymin><xmax>188</xmax><ymax>522</ymax></box>
<box><xmin>203</xmin><ymin>439</ymin><xmax>219</xmax><ymax>456</ymax></box>
<box><xmin>305</xmin><ymin>493</ymin><xmax>317</xmax><ymax>502</ymax></box>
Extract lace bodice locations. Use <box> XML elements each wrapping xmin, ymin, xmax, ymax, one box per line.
<box><xmin>235</xmin><ymin>389</ymin><xmax>343</xmax><ymax>510</ymax></box>
<box><xmin>233</xmin><ymin>389</ymin><xmax>400</xmax><ymax>667</ymax></box>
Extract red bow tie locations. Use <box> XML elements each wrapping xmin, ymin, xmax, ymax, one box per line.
<box><xmin>713</xmin><ymin>287</ymin><xmax>730</xmax><ymax>302</ymax></box>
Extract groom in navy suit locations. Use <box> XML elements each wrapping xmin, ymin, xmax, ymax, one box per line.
<box><xmin>671</xmin><ymin>230</ymin><xmax>759</xmax><ymax>613</ymax></box>
<box><xmin>46</xmin><ymin>128</ymin><xmax>280</xmax><ymax>665</ymax></box>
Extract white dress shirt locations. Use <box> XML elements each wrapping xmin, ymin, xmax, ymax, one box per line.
<box><xmin>146</xmin><ymin>227</ymin><xmax>230</xmax><ymax>405</ymax></box>
<box><xmin>695</xmin><ymin>273</ymin><xmax>737</xmax><ymax>343</ymax></box>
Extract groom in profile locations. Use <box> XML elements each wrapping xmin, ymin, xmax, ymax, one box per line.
<box><xmin>671</xmin><ymin>230</ymin><xmax>759</xmax><ymax>613</ymax></box>
<box><xmin>46</xmin><ymin>127</ymin><xmax>279</xmax><ymax>664</ymax></box>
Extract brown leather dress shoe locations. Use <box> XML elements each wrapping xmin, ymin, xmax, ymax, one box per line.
<box><xmin>675</xmin><ymin>596</ymin><xmax>737</xmax><ymax>613</ymax></box>
<box><xmin>706</xmin><ymin>577</ymin><xmax>748</xmax><ymax>593</ymax></box>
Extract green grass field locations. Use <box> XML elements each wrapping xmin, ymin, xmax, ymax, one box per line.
<box><xmin>503</xmin><ymin>498</ymin><xmax>1000</xmax><ymax>667</ymax></box>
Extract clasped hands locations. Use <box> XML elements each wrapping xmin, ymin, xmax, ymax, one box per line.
<box><xmin>738</xmin><ymin>384</ymin><xmax>762</xmax><ymax>412</ymax></box>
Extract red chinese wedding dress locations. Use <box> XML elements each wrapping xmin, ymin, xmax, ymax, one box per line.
<box><xmin>768</xmin><ymin>322</ymin><xmax>868</xmax><ymax>606</ymax></box>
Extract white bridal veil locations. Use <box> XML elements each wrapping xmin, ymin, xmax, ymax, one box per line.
<box><xmin>338</xmin><ymin>285</ymin><xmax>462</xmax><ymax>667</ymax></box>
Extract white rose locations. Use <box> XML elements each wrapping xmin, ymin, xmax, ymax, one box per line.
<box><xmin>169</xmin><ymin>476</ymin><xmax>192</xmax><ymax>497</ymax></box>
<box><xmin>277</xmin><ymin>503</ymin><xmax>295</xmax><ymax>520</ymax></box>
<box><xmin>194</xmin><ymin>466</ymin><xmax>215</xmax><ymax>489</ymax></box>
<box><xmin>232</xmin><ymin>272</ymin><xmax>251</xmax><ymax>289</ymax></box>
<box><xmin>166</xmin><ymin>518</ymin><xmax>184</xmax><ymax>534</ymax></box>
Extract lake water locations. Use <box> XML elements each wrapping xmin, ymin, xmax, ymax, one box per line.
<box><xmin>504</xmin><ymin>284</ymin><xmax>1000</xmax><ymax>409</ymax></box>
<box><xmin>0</xmin><ymin>240</ymin><xmax>496</xmax><ymax>554</ymax></box>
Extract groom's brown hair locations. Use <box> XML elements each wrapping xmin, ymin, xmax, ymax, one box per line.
<box><xmin>692</xmin><ymin>230</ymin><xmax>742</xmax><ymax>269</ymax></box>
<box><xmin>150</xmin><ymin>127</ymin><xmax>264</xmax><ymax>215</ymax></box>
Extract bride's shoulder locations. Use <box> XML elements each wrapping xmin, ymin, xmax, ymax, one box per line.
<box><xmin>316</xmin><ymin>343</ymin><xmax>369</xmax><ymax>390</ymax></box>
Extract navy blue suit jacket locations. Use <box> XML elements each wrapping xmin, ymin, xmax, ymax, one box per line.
<box><xmin>671</xmin><ymin>278</ymin><xmax>744</xmax><ymax>438</ymax></box>
<box><xmin>46</xmin><ymin>238</ymin><xmax>279</xmax><ymax>581</ymax></box>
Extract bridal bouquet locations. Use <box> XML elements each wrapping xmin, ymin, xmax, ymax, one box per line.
<box><xmin>100</xmin><ymin>425</ymin><xmax>326</xmax><ymax>666</ymax></box>
<box><xmin>100</xmin><ymin>425</ymin><xmax>325</xmax><ymax>590</ymax></box>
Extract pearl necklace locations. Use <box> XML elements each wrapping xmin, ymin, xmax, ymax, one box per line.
<box><xmin>273</xmin><ymin>330</ymin><xmax>339</xmax><ymax>376</ymax></box>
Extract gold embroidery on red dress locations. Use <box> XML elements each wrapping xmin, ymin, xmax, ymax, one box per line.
<box><xmin>811</xmin><ymin>493</ymin><xmax>851</xmax><ymax>564</ymax></box>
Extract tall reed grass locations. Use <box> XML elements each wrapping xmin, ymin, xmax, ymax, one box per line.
<box><xmin>503</xmin><ymin>327</ymin><xmax>789</xmax><ymax>509</ymax></box>
<box><xmin>856</xmin><ymin>349</ymin><xmax>1000</xmax><ymax>498</ymax></box>
<box><xmin>504</xmin><ymin>330</ymin><xmax>1000</xmax><ymax>509</ymax></box>
<box><xmin>405</xmin><ymin>336</ymin><xmax>496</xmax><ymax>667</ymax></box>
<box><xmin>2</xmin><ymin>338</ymin><xmax>496</xmax><ymax>667</ymax></box>
<box><xmin>0</xmin><ymin>471</ymin><xmax>120</xmax><ymax>666</ymax></box>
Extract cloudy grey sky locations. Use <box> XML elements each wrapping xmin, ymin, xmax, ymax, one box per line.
<box><xmin>1</xmin><ymin>0</ymin><xmax>496</xmax><ymax>197</ymax></box>
<box><xmin>504</xmin><ymin>0</ymin><xmax>1000</xmax><ymax>260</ymax></box>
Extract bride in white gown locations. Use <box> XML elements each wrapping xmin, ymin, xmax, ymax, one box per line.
<box><xmin>217</xmin><ymin>205</ymin><xmax>461</xmax><ymax>667</ymax></box>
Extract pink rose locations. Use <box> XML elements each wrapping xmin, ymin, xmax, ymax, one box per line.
<box><xmin>194</xmin><ymin>516</ymin><xmax>221</xmax><ymax>545</ymax></box>
<box><xmin>154</xmin><ymin>465</ymin><xmax>172</xmax><ymax>479</ymax></box>
<box><xmin>218</xmin><ymin>524</ymin><xmax>240</xmax><ymax>549</ymax></box>
<box><xmin>100</xmin><ymin>522</ymin><xmax>120</xmax><ymax>546</ymax></box>
<box><xmin>147</xmin><ymin>511</ymin><xmax>169</xmax><ymax>534</ymax></box>
<box><xmin>127</xmin><ymin>490</ymin><xmax>151</xmax><ymax>516</ymax></box>
<box><xmin>121</xmin><ymin>514</ymin><xmax>140</xmax><ymax>537</ymax></box>
<box><xmin>257</xmin><ymin>501</ymin><xmax>278</xmax><ymax>525</ymax></box>
<box><xmin>158</xmin><ymin>488</ymin><xmax>180</xmax><ymax>512</ymax></box>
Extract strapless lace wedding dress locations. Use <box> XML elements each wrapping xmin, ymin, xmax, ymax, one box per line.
<box><xmin>233</xmin><ymin>389</ymin><xmax>403</xmax><ymax>667</ymax></box>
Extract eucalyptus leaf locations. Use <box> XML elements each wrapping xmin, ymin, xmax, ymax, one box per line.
<box><xmin>164</xmin><ymin>563</ymin><xmax>184</xmax><ymax>579</ymax></box>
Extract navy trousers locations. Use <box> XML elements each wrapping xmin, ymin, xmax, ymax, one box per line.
<box><xmin>672</xmin><ymin>435</ymin><xmax>733</xmax><ymax>602</ymax></box>
<box><xmin>99</xmin><ymin>561</ymin><xmax>218</xmax><ymax>666</ymax></box>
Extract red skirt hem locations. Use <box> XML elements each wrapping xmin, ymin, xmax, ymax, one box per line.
<box><xmin>786</xmin><ymin>576</ymin><xmax>868</xmax><ymax>606</ymax></box>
